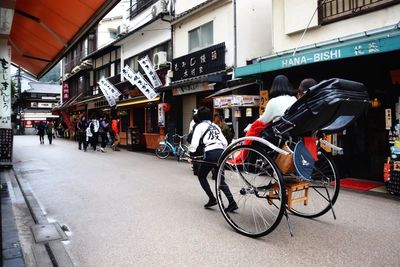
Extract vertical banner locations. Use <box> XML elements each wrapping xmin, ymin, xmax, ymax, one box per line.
<box><xmin>98</xmin><ymin>78</ymin><xmax>118</xmax><ymax>107</ymax></box>
<box><xmin>138</xmin><ymin>55</ymin><xmax>162</xmax><ymax>88</ymax></box>
<box><xmin>158</xmin><ymin>103</ymin><xmax>165</xmax><ymax>126</ymax></box>
<box><xmin>98</xmin><ymin>77</ymin><xmax>121</xmax><ymax>99</ymax></box>
<box><xmin>62</xmin><ymin>81</ymin><xmax>69</xmax><ymax>102</ymax></box>
<box><xmin>0</xmin><ymin>42</ymin><xmax>11</xmax><ymax>129</ymax></box>
<box><xmin>122</xmin><ymin>65</ymin><xmax>159</xmax><ymax>100</ymax></box>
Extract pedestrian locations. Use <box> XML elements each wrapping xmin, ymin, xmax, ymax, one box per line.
<box><xmin>89</xmin><ymin>116</ymin><xmax>100</xmax><ymax>151</ymax></box>
<box><xmin>111</xmin><ymin>116</ymin><xmax>120</xmax><ymax>151</ymax></box>
<box><xmin>37</xmin><ymin>121</ymin><xmax>46</xmax><ymax>144</ymax></box>
<box><xmin>213</xmin><ymin>113</ymin><xmax>234</xmax><ymax>144</ymax></box>
<box><xmin>46</xmin><ymin>121</ymin><xmax>54</xmax><ymax>144</ymax></box>
<box><xmin>99</xmin><ymin>116</ymin><xmax>110</xmax><ymax>152</ymax></box>
<box><xmin>188</xmin><ymin>106</ymin><xmax>238</xmax><ymax>212</ymax></box>
<box><xmin>296</xmin><ymin>78</ymin><xmax>317</xmax><ymax>99</ymax></box>
<box><xmin>77</xmin><ymin>116</ymin><xmax>88</xmax><ymax>151</ymax></box>
<box><xmin>229</xmin><ymin>74</ymin><xmax>297</xmax><ymax>164</ymax></box>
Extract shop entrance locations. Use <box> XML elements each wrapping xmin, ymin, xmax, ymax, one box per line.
<box><xmin>262</xmin><ymin>50</ymin><xmax>400</xmax><ymax>181</ymax></box>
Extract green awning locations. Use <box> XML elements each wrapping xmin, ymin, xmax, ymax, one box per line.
<box><xmin>235</xmin><ymin>24</ymin><xmax>400</xmax><ymax>78</ymax></box>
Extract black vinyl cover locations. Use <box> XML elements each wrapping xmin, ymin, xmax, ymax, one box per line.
<box><xmin>271</xmin><ymin>78</ymin><xmax>370</xmax><ymax>136</ymax></box>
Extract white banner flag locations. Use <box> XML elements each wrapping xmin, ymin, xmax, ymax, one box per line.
<box><xmin>138</xmin><ymin>55</ymin><xmax>162</xmax><ymax>88</ymax></box>
<box><xmin>0</xmin><ymin>42</ymin><xmax>11</xmax><ymax>129</ymax></box>
<box><xmin>122</xmin><ymin>65</ymin><xmax>159</xmax><ymax>100</ymax></box>
<box><xmin>98</xmin><ymin>77</ymin><xmax>121</xmax><ymax>99</ymax></box>
<box><xmin>98</xmin><ymin>78</ymin><xmax>117</xmax><ymax>107</ymax></box>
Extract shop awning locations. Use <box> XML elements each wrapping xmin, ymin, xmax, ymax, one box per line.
<box><xmin>117</xmin><ymin>96</ymin><xmax>160</xmax><ymax>108</ymax></box>
<box><xmin>206</xmin><ymin>82</ymin><xmax>257</xmax><ymax>98</ymax></box>
<box><xmin>7</xmin><ymin>0</ymin><xmax>119</xmax><ymax>78</ymax></box>
<box><xmin>235</xmin><ymin>23</ymin><xmax>400</xmax><ymax>78</ymax></box>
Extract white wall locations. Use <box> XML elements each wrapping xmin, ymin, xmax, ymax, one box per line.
<box><xmin>97</xmin><ymin>17</ymin><xmax>123</xmax><ymax>48</ymax></box>
<box><xmin>273</xmin><ymin>0</ymin><xmax>400</xmax><ymax>53</ymax></box>
<box><xmin>173</xmin><ymin>0</ymin><xmax>273</xmax><ymax>69</ymax></box>
<box><xmin>236</xmin><ymin>0</ymin><xmax>272</xmax><ymax>67</ymax></box>
<box><xmin>121</xmin><ymin>20</ymin><xmax>171</xmax><ymax>59</ymax></box>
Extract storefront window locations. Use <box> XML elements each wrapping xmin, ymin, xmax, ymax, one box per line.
<box><xmin>145</xmin><ymin>107</ymin><xmax>159</xmax><ymax>133</ymax></box>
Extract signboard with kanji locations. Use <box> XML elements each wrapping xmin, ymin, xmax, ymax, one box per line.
<box><xmin>171</xmin><ymin>43</ymin><xmax>226</xmax><ymax>82</ymax></box>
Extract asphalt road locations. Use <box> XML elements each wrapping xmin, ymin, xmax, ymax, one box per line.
<box><xmin>12</xmin><ymin>135</ymin><xmax>400</xmax><ymax>267</ymax></box>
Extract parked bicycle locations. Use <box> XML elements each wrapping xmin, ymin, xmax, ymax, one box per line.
<box><xmin>155</xmin><ymin>133</ymin><xmax>189</xmax><ymax>161</ymax></box>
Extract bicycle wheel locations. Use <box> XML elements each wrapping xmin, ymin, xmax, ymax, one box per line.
<box><xmin>288</xmin><ymin>150</ymin><xmax>340</xmax><ymax>218</ymax></box>
<box><xmin>155</xmin><ymin>144</ymin><xmax>170</xmax><ymax>159</ymax></box>
<box><xmin>177</xmin><ymin>144</ymin><xmax>189</xmax><ymax>160</ymax></box>
<box><xmin>216</xmin><ymin>145</ymin><xmax>286</xmax><ymax>238</ymax></box>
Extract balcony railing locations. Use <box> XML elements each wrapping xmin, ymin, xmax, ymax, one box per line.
<box><xmin>318</xmin><ymin>0</ymin><xmax>400</xmax><ymax>24</ymax></box>
<box><xmin>127</xmin><ymin>0</ymin><xmax>155</xmax><ymax>20</ymax></box>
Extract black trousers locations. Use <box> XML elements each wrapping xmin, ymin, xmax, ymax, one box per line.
<box><xmin>100</xmin><ymin>132</ymin><xmax>108</xmax><ymax>148</ymax></box>
<box><xmin>197</xmin><ymin>149</ymin><xmax>234</xmax><ymax>203</ymax></box>
<box><xmin>78</xmin><ymin>131</ymin><xmax>87</xmax><ymax>150</ymax></box>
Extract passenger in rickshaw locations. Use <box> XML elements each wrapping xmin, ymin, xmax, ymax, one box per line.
<box><xmin>230</xmin><ymin>74</ymin><xmax>298</xmax><ymax>164</ymax></box>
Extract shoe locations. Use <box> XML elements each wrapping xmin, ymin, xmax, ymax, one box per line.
<box><xmin>204</xmin><ymin>198</ymin><xmax>217</xmax><ymax>208</ymax></box>
<box><xmin>115</xmin><ymin>148</ymin><xmax>121</xmax><ymax>151</ymax></box>
<box><xmin>224</xmin><ymin>202</ymin><xmax>238</xmax><ymax>213</ymax></box>
<box><xmin>78</xmin><ymin>147</ymin><xmax>81</xmax><ymax>150</ymax></box>
<box><xmin>84</xmin><ymin>149</ymin><xmax>87</xmax><ymax>152</ymax></box>
<box><xmin>100</xmin><ymin>148</ymin><xmax>105</xmax><ymax>153</ymax></box>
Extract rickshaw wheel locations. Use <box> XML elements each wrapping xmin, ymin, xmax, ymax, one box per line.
<box><xmin>216</xmin><ymin>144</ymin><xmax>286</xmax><ymax>238</ymax></box>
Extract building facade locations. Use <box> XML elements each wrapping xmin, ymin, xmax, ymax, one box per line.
<box><xmin>235</xmin><ymin>0</ymin><xmax>400</xmax><ymax>181</ymax></box>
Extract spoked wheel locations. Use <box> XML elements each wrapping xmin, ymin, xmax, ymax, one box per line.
<box><xmin>177</xmin><ymin>144</ymin><xmax>189</xmax><ymax>161</ymax></box>
<box><xmin>288</xmin><ymin>150</ymin><xmax>340</xmax><ymax>218</ymax></box>
<box><xmin>155</xmin><ymin>144</ymin><xmax>170</xmax><ymax>159</ymax></box>
<box><xmin>216</xmin><ymin>145</ymin><xmax>286</xmax><ymax>238</ymax></box>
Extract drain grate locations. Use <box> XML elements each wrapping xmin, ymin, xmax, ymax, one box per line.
<box><xmin>31</xmin><ymin>223</ymin><xmax>68</xmax><ymax>243</ymax></box>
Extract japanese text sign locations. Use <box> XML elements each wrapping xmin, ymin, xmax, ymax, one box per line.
<box><xmin>0</xmin><ymin>42</ymin><xmax>11</xmax><ymax>129</ymax></box>
<box><xmin>138</xmin><ymin>55</ymin><xmax>162</xmax><ymax>88</ymax></box>
<box><xmin>121</xmin><ymin>65</ymin><xmax>158</xmax><ymax>100</ymax></box>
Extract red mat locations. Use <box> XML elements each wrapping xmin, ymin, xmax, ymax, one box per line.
<box><xmin>340</xmin><ymin>179</ymin><xmax>382</xmax><ymax>191</ymax></box>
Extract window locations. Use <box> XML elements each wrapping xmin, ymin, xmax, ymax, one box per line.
<box><xmin>318</xmin><ymin>0</ymin><xmax>400</xmax><ymax>24</ymax></box>
<box><xmin>189</xmin><ymin>21</ymin><xmax>213</xmax><ymax>52</ymax></box>
<box><xmin>128</xmin><ymin>0</ymin><xmax>154</xmax><ymax>20</ymax></box>
<box><xmin>109</xmin><ymin>31</ymin><xmax>117</xmax><ymax>40</ymax></box>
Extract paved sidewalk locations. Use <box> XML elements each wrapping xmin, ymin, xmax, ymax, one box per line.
<box><xmin>1</xmin><ymin>169</ymin><xmax>25</xmax><ymax>267</ymax></box>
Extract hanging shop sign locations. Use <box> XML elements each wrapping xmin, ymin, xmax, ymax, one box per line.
<box><xmin>213</xmin><ymin>95</ymin><xmax>260</xmax><ymax>108</ymax></box>
<box><xmin>122</xmin><ymin>65</ymin><xmax>159</xmax><ymax>100</ymax></box>
<box><xmin>62</xmin><ymin>81</ymin><xmax>69</xmax><ymax>102</ymax></box>
<box><xmin>231</xmin><ymin>95</ymin><xmax>260</xmax><ymax>107</ymax></box>
<box><xmin>0</xmin><ymin>42</ymin><xmax>11</xmax><ymax>129</ymax></box>
<box><xmin>386</xmin><ymin>109</ymin><xmax>392</xmax><ymax>130</ymax></box>
<box><xmin>172</xmin><ymin>82</ymin><xmax>213</xmax><ymax>96</ymax></box>
<box><xmin>214</xmin><ymin>96</ymin><xmax>232</xmax><ymax>108</ymax></box>
<box><xmin>98</xmin><ymin>78</ymin><xmax>119</xmax><ymax>107</ymax></box>
<box><xmin>235</xmin><ymin>30</ymin><xmax>400</xmax><ymax>78</ymax></box>
<box><xmin>158</xmin><ymin>103</ymin><xmax>165</xmax><ymax>126</ymax></box>
<box><xmin>138</xmin><ymin>55</ymin><xmax>162</xmax><ymax>88</ymax></box>
<box><xmin>171</xmin><ymin>43</ymin><xmax>226</xmax><ymax>82</ymax></box>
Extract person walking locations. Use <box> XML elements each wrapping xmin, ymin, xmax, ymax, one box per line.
<box><xmin>188</xmin><ymin>106</ymin><xmax>238</xmax><ymax>212</ymax></box>
<box><xmin>77</xmin><ymin>116</ymin><xmax>88</xmax><ymax>151</ymax></box>
<box><xmin>111</xmin><ymin>116</ymin><xmax>120</xmax><ymax>151</ymax></box>
<box><xmin>89</xmin><ymin>116</ymin><xmax>100</xmax><ymax>151</ymax></box>
<box><xmin>37</xmin><ymin>121</ymin><xmax>46</xmax><ymax>144</ymax></box>
<box><xmin>46</xmin><ymin>121</ymin><xmax>54</xmax><ymax>144</ymax></box>
<box><xmin>99</xmin><ymin>116</ymin><xmax>110</xmax><ymax>152</ymax></box>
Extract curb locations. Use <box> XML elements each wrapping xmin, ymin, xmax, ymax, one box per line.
<box><xmin>5</xmin><ymin>168</ymin><xmax>75</xmax><ymax>267</ymax></box>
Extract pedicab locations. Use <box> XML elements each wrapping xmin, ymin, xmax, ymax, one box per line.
<box><xmin>208</xmin><ymin>78</ymin><xmax>370</xmax><ymax>238</ymax></box>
